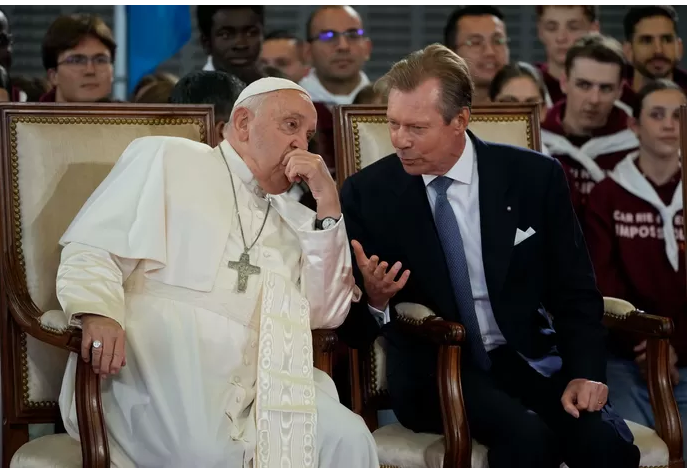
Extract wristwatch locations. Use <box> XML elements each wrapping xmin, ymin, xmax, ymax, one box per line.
<box><xmin>315</xmin><ymin>216</ymin><xmax>340</xmax><ymax>230</ymax></box>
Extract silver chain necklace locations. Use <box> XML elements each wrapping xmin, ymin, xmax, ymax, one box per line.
<box><xmin>219</xmin><ymin>144</ymin><xmax>271</xmax><ymax>293</ymax></box>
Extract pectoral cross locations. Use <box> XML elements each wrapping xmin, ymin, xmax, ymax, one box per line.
<box><xmin>228</xmin><ymin>251</ymin><xmax>261</xmax><ymax>293</ymax></box>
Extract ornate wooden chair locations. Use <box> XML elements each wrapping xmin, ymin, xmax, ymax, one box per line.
<box><xmin>335</xmin><ymin>103</ymin><xmax>683</xmax><ymax>468</ymax></box>
<box><xmin>0</xmin><ymin>103</ymin><xmax>338</xmax><ymax>468</ymax></box>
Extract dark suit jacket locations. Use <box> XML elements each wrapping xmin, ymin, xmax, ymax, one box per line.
<box><xmin>337</xmin><ymin>131</ymin><xmax>607</xmax><ymax>425</ymax></box>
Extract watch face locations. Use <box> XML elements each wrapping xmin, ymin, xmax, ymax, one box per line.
<box><xmin>322</xmin><ymin>218</ymin><xmax>337</xmax><ymax>229</ymax></box>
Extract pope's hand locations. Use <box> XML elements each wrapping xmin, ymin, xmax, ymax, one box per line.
<box><xmin>81</xmin><ymin>314</ymin><xmax>126</xmax><ymax>378</ymax></box>
<box><xmin>352</xmin><ymin>239</ymin><xmax>410</xmax><ymax>310</ymax></box>
<box><xmin>283</xmin><ymin>149</ymin><xmax>340</xmax><ymax>218</ymax></box>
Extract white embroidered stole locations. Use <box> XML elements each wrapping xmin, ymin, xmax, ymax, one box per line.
<box><xmin>255</xmin><ymin>270</ymin><xmax>317</xmax><ymax>468</ymax></box>
<box><xmin>541</xmin><ymin>128</ymin><xmax>638</xmax><ymax>182</ymax></box>
<box><xmin>610</xmin><ymin>152</ymin><xmax>683</xmax><ymax>271</ymax></box>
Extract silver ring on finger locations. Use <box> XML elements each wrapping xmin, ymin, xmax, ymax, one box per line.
<box><xmin>92</xmin><ymin>340</ymin><xmax>103</xmax><ymax>350</ymax></box>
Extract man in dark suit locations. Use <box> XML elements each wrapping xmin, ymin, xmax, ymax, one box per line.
<box><xmin>337</xmin><ymin>44</ymin><xmax>640</xmax><ymax>468</ymax></box>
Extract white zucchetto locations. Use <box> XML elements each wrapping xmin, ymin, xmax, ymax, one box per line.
<box><xmin>233</xmin><ymin>77</ymin><xmax>311</xmax><ymax>108</ymax></box>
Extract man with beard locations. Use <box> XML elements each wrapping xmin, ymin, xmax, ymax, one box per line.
<box><xmin>299</xmin><ymin>6</ymin><xmax>371</xmax><ymax>106</ymax></box>
<box><xmin>198</xmin><ymin>6</ymin><xmax>267</xmax><ymax>85</ymax></box>
<box><xmin>621</xmin><ymin>6</ymin><xmax>686</xmax><ymax>108</ymax></box>
<box><xmin>443</xmin><ymin>6</ymin><xmax>510</xmax><ymax>106</ymax></box>
<box><xmin>541</xmin><ymin>34</ymin><xmax>639</xmax><ymax>220</ymax></box>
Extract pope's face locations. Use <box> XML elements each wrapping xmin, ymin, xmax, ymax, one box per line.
<box><xmin>246</xmin><ymin>90</ymin><xmax>318</xmax><ymax>194</ymax></box>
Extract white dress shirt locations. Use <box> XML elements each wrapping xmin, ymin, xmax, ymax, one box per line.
<box><xmin>368</xmin><ymin>137</ymin><xmax>507</xmax><ymax>351</ymax></box>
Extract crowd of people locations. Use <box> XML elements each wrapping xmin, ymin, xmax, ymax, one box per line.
<box><xmin>2</xmin><ymin>4</ymin><xmax>687</xmax><ymax>468</ymax></box>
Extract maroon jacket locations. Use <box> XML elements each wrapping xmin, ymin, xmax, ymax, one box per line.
<box><xmin>536</xmin><ymin>62</ymin><xmax>565</xmax><ymax>107</ymax></box>
<box><xmin>541</xmin><ymin>100</ymin><xmax>639</xmax><ymax>218</ymax></box>
<box><xmin>620</xmin><ymin>66</ymin><xmax>687</xmax><ymax>112</ymax></box>
<box><xmin>585</xmin><ymin>156</ymin><xmax>687</xmax><ymax>364</ymax></box>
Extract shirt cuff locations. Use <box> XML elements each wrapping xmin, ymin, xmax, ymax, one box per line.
<box><xmin>368</xmin><ymin>303</ymin><xmax>391</xmax><ymax>326</ymax></box>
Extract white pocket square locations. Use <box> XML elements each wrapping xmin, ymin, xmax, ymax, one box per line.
<box><xmin>514</xmin><ymin>227</ymin><xmax>536</xmax><ymax>246</ymax></box>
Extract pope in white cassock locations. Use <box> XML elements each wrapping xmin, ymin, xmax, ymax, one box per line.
<box><xmin>55</xmin><ymin>77</ymin><xmax>380</xmax><ymax>468</ymax></box>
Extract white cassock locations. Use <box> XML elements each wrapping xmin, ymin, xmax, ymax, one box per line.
<box><xmin>55</xmin><ymin>136</ymin><xmax>379</xmax><ymax>468</ymax></box>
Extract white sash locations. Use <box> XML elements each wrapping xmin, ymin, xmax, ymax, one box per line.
<box><xmin>541</xmin><ymin>128</ymin><xmax>638</xmax><ymax>182</ymax></box>
<box><xmin>255</xmin><ymin>270</ymin><xmax>318</xmax><ymax>468</ymax></box>
<box><xmin>609</xmin><ymin>152</ymin><xmax>683</xmax><ymax>271</ymax></box>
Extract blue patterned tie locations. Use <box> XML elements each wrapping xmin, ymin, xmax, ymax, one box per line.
<box><xmin>430</xmin><ymin>176</ymin><xmax>491</xmax><ymax>370</ymax></box>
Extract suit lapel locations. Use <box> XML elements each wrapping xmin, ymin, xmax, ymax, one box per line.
<box><xmin>390</xmin><ymin>164</ymin><xmax>459</xmax><ymax>321</ymax></box>
<box><xmin>474</xmin><ymin>133</ymin><xmax>518</xmax><ymax>305</ymax></box>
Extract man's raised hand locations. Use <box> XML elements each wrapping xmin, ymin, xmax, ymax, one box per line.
<box><xmin>351</xmin><ymin>239</ymin><xmax>410</xmax><ymax>310</ymax></box>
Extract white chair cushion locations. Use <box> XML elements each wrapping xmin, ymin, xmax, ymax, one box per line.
<box><xmin>374</xmin><ymin>420</ymin><xmax>667</xmax><ymax>468</ymax></box>
<box><xmin>10</xmin><ymin>434</ymin><xmax>80</xmax><ymax>468</ymax></box>
<box><xmin>625</xmin><ymin>420</ymin><xmax>669</xmax><ymax>467</ymax></box>
<box><xmin>603</xmin><ymin>297</ymin><xmax>637</xmax><ymax>316</ymax></box>
<box><xmin>373</xmin><ymin>423</ymin><xmax>488</xmax><ymax>468</ymax></box>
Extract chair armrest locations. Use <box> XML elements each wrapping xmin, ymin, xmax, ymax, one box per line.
<box><xmin>76</xmin><ymin>357</ymin><xmax>110</xmax><ymax>468</ymax></box>
<box><xmin>312</xmin><ymin>329</ymin><xmax>338</xmax><ymax>377</ymax></box>
<box><xmin>603</xmin><ymin>309</ymin><xmax>673</xmax><ymax>339</ymax></box>
<box><xmin>603</xmin><ymin>300</ymin><xmax>683</xmax><ymax>464</ymax></box>
<box><xmin>8</xmin><ymin>302</ymin><xmax>110</xmax><ymax>467</ymax></box>
<box><xmin>395</xmin><ymin>302</ymin><xmax>465</xmax><ymax>346</ymax></box>
<box><xmin>644</xmin><ymin>337</ymin><xmax>684</xmax><ymax>465</ymax></box>
<box><xmin>394</xmin><ymin>303</ymin><xmax>471</xmax><ymax>468</ymax></box>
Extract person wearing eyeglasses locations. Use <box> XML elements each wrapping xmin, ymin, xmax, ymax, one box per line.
<box><xmin>443</xmin><ymin>6</ymin><xmax>510</xmax><ymax>106</ymax></box>
<box><xmin>39</xmin><ymin>14</ymin><xmax>115</xmax><ymax>103</ymax></box>
<box><xmin>299</xmin><ymin>6</ymin><xmax>372</xmax><ymax>106</ymax></box>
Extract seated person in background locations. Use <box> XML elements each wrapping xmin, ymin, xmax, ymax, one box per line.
<box><xmin>300</xmin><ymin>6</ymin><xmax>371</xmax><ymax>106</ymax></box>
<box><xmin>260</xmin><ymin>30</ymin><xmax>310</xmax><ymax>83</ymax></box>
<box><xmin>169</xmin><ymin>70</ymin><xmax>246</xmax><ymax>143</ymax></box>
<box><xmin>353</xmin><ymin>83</ymin><xmax>387</xmax><ymax>105</ymax></box>
<box><xmin>133</xmin><ymin>79</ymin><xmax>176</xmax><ymax>104</ymax></box>
<box><xmin>541</xmin><ymin>33</ymin><xmax>639</xmax><ymax>219</ymax></box>
<box><xmin>489</xmin><ymin>61</ymin><xmax>549</xmax><ymax>117</ymax></box>
<box><xmin>535</xmin><ymin>6</ymin><xmax>600</xmax><ymax>107</ymax></box>
<box><xmin>621</xmin><ymin>6</ymin><xmax>687</xmax><ymax>108</ymax></box>
<box><xmin>39</xmin><ymin>13</ymin><xmax>116</xmax><ymax>103</ymax></box>
<box><xmin>131</xmin><ymin>71</ymin><xmax>178</xmax><ymax>102</ymax></box>
<box><xmin>443</xmin><ymin>6</ymin><xmax>510</xmax><ymax>106</ymax></box>
<box><xmin>489</xmin><ymin>61</ymin><xmax>550</xmax><ymax>155</ymax></box>
<box><xmin>339</xmin><ymin>43</ymin><xmax>639</xmax><ymax>468</ymax></box>
<box><xmin>0</xmin><ymin>64</ymin><xmax>9</xmax><ymax>101</ymax></box>
<box><xmin>584</xmin><ymin>79</ymin><xmax>687</xmax><ymax>456</ymax></box>
<box><xmin>197</xmin><ymin>6</ymin><xmax>268</xmax><ymax>85</ymax></box>
<box><xmin>10</xmin><ymin>75</ymin><xmax>50</xmax><ymax>102</ymax></box>
<box><xmin>262</xmin><ymin>64</ymin><xmax>290</xmax><ymax>79</ymax></box>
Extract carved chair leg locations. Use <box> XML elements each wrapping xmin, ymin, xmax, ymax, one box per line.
<box><xmin>75</xmin><ymin>358</ymin><xmax>110</xmax><ymax>468</ymax></box>
<box><xmin>646</xmin><ymin>338</ymin><xmax>684</xmax><ymax>466</ymax></box>
<box><xmin>438</xmin><ymin>345</ymin><xmax>471</xmax><ymax>468</ymax></box>
<box><xmin>2</xmin><ymin>423</ymin><xmax>28</xmax><ymax>468</ymax></box>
